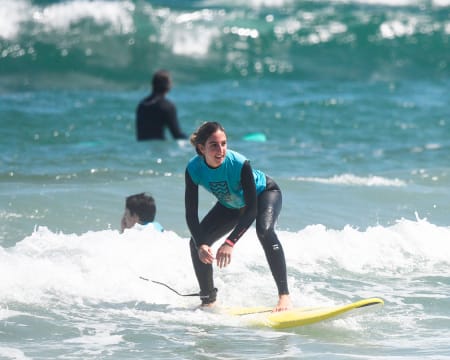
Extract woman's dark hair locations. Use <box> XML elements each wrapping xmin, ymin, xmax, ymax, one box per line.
<box><xmin>126</xmin><ymin>193</ymin><xmax>156</xmax><ymax>224</ymax></box>
<box><xmin>190</xmin><ymin>121</ymin><xmax>226</xmax><ymax>155</ymax></box>
<box><xmin>152</xmin><ymin>70</ymin><xmax>171</xmax><ymax>94</ymax></box>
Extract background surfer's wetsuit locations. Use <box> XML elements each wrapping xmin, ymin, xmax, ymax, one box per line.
<box><xmin>185</xmin><ymin>157</ymin><xmax>289</xmax><ymax>304</ymax></box>
<box><xmin>136</xmin><ymin>94</ymin><xmax>187</xmax><ymax>140</ymax></box>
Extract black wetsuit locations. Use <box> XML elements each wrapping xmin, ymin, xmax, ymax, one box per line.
<box><xmin>136</xmin><ymin>94</ymin><xmax>187</xmax><ymax>140</ymax></box>
<box><xmin>185</xmin><ymin>160</ymin><xmax>289</xmax><ymax>304</ymax></box>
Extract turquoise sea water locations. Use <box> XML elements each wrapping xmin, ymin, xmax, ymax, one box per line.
<box><xmin>1</xmin><ymin>0</ymin><xmax>450</xmax><ymax>359</ymax></box>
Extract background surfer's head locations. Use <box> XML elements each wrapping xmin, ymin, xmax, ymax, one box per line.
<box><xmin>121</xmin><ymin>193</ymin><xmax>157</xmax><ymax>232</ymax></box>
<box><xmin>152</xmin><ymin>70</ymin><xmax>172</xmax><ymax>94</ymax></box>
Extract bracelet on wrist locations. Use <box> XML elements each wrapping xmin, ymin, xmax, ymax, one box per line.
<box><xmin>224</xmin><ymin>239</ymin><xmax>235</xmax><ymax>247</ymax></box>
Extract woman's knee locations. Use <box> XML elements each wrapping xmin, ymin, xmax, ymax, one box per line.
<box><xmin>256</xmin><ymin>223</ymin><xmax>276</xmax><ymax>242</ymax></box>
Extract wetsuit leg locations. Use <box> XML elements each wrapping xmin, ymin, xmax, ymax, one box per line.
<box><xmin>189</xmin><ymin>202</ymin><xmax>240</xmax><ymax>304</ymax></box>
<box><xmin>255</xmin><ymin>189</ymin><xmax>289</xmax><ymax>295</ymax></box>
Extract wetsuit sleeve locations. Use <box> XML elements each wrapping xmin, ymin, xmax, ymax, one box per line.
<box><xmin>185</xmin><ymin>169</ymin><xmax>203</xmax><ymax>247</ymax></box>
<box><xmin>227</xmin><ymin>160</ymin><xmax>258</xmax><ymax>244</ymax></box>
<box><xmin>166</xmin><ymin>104</ymin><xmax>187</xmax><ymax>139</ymax></box>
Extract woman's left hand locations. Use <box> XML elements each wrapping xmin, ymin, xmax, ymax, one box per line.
<box><xmin>216</xmin><ymin>242</ymin><xmax>233</xmax><ymax>268</ymax></box>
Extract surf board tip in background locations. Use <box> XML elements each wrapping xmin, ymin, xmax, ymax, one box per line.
<box><xmin>242</xmin><ymin>132</ymin><xmax>267</xmax><ymax>142</ymax></box>
<box><xmin>229</xmin><ymin>297</ymin><xmax>384</xmax><ymax>329</ymax></box>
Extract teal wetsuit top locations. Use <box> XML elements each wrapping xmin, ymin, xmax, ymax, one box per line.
<box><xmin>138</xmin><ymin>221</ymin><xmax>164</xmax><ymax>232</ymax></box>
<box><xmin>186</xmin><ymin>149</ymin><xmax>266</xmax><ymax>209</ymax></box>
<box><xmin>150</xmin><ymin>221</ymin><xmax>164</xmax><ymax>232</ymax></box>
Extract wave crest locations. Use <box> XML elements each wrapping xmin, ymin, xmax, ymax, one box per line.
<box><xmin>292</xmin><ymin>174</ymin><xmax>406</xmax><ymax>187</ymax></box>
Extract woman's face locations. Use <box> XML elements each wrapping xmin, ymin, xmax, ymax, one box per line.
<box><xmin>198</xmin><ymin>130</ymin><xmax>227</xmax><ymax>168</ymax></box>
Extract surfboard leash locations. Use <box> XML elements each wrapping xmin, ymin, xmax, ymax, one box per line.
<box><xmin>139</xmin><ymin>276</ymin><xmax>208</xmax><ymax>298</ymax></box>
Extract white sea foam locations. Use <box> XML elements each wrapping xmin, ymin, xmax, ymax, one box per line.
<box><xmin>0</xmin><ymin>0</ymin><xmax>30</xmax><ymax>40</ymax></box>
<box><xmin>326</xmin><ymin>0</ymin><xmax>449</xmax><ymax>6</ymax></box>
<box><xmin>292</xmin><ymin>174</ymin><xmax>406</xmax><ymax>187</ymax></box>
<box><xmin>282</xmin><ymin>216</ymin><xmax>450</xmax><ymax>276</ymax></box>
<box><xmin>170</xmin><ymin>25</ymin><xmax>220</xmax><ymax>57</ymax></box>
<box><xmin>0</xmin><ymin>307</ymin><xmax>24</xmax><ymax>321</ymax></box>
<box><xmin>433</xmin><ymin>0</ymin><xmax>450</xmax><ymax>6</ymax></box>
<box><xmin>201</xmin><ymin>0</ymin><xmax>449</xmax><ymax>7</ymax></box>
<box><xmin>0</xmin><ymin>347</ymin><xmax>31</xmax><ymax>360</ymax></box>
<box><xmin>1</xmin><ymin>218</ymin><xmax>448</xmax><ymax>310</ymax></box>
<box><xmin>0</xmin><ymin>0</ymin><xmax>135</xmax><ymax>40</ymax></box>
<box><xmin>1</xmin><ymin>220</ymin><xmax>449</xmax><ymax>356</ymax></box>
<box><xmin>200</xmin><ymin>0</ymin><xmax>294</xmax><ymax>7</ymax></box>
<box><xmin>155</xmin><ymin>8</ymin><xmax>222</xmax><ymax>58</ymax></box>
<box><xmin>33</xmin><ymin>0</ymin><xmax>135</xmax><ymax>34</ymax></box>
<box><xmin>332</xmin><ymin>0</ymin><xmax>420</xmax><ymax>5</ymax></box>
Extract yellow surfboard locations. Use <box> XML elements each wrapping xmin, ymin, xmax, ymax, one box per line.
<box><xmin>229</xmin><ymin>297</ymin><xmax>384</xmax><ymax>329</ymax></box>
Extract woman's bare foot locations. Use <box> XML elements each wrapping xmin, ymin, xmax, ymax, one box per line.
<box><xmin>273</xmin><ymin>294</ymin><xmax>292</xmax><ymax>312</ymax></box>
<box><xmin>200</xmin><ymin>301</ymin><xmax>216</xmax><ymax>309</ymax></box>
<box><xmin>198</xmin><ymin>301</ymin><xmax>220</xmax><ymax>313</ymax></box>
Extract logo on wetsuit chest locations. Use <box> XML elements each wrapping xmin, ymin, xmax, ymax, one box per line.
<box><xmin>209</xmin><ymin>181</ymin><xmax>232</xmax><ymax>203</ymax></box>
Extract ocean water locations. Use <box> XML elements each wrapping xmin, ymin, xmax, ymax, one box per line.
<box><xmin>1</xmin><ymin>0</ymin><xmax>450</xmax><ymax>359</ymax></box>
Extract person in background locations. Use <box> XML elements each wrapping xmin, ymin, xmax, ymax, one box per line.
<box><xmin>121</xmin><ymin>193</ymin><xmax>164</xmax><ymax>232</ymax></box>
<box><xmin>184</xmin><ymin>121</ymin><xmax>292</xmax><ymax>312</ymax></box>
<box><xmin>136</xmin><ymin>70</ymin><xmax>187</xmax><ymax>140</ymax></box>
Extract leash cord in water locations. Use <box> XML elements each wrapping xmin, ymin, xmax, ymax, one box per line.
<box><xmin>139</xmin><ymin>276</ymin><xmax>207</xmax><ymax>298</ymax></box>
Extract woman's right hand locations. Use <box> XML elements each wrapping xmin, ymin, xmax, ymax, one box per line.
<box><xmin>198</xmin><ymin>245</ymin><xmax>215</xmax><ymax>264</ymax></box>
